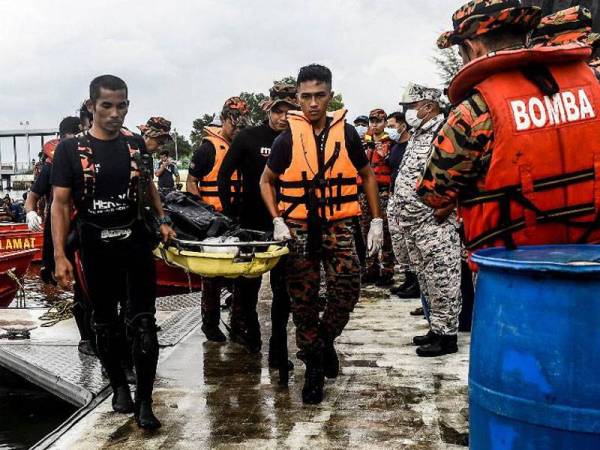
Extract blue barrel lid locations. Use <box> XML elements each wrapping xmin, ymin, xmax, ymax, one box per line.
<box><xmin>472</xmin><ymin>245</ymin><xmax>600</xmax><ymax>274</ymax></box>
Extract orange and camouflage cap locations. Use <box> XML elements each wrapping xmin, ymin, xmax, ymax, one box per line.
<box><xmin>260</xmin><ymin>82</ymin><xmax>299</xmax><ymax>112</ymax></box>
<box><xmin>137</xmin><ymin>116</ymin><xmax>172</xmax><ymax>140</ymax></box>
<box><xmin>368</xmin><ymin>108</ymin><xmax>387</xmax><ymax>121</ymax></box>
<box><xmin>221</xmin><ymin>96</ymin><xmax>250</xmax><ymax>120</ymax></box>
<box><xmin>437</xmin><ymin>0</ymin><xmax>542</xmax><ymax>49</ymax></box>
<box><xmin>531</xmin><ymin>6</ymin><xmax>600</xmax><ymax>48</ymax></box>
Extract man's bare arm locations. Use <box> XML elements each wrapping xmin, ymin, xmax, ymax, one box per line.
<box><xmin>186</xmin><ymin>174</ymin><xmax>200</xmax><ymax>197</ymax></box>
<box><xmin>24</xmin><ymin>191</ymin><xmax>40</xmax><ymax>214</ymax></box>
<box><xmin>51</xmin><ymin>187</ymin><xmax>74</xmax><ymax>288</ymax></box>
<box><xmin>259</xmin><ymin>166</ymin><xmax>281</xmax><ymax>219</ymax></box>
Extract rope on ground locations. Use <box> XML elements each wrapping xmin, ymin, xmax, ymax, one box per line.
<box><xmin>39</xmin><ymin>300</ymin><xmax>74</xmax><ymax>327</ymax></box>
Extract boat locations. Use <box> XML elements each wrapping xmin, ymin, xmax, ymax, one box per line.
<box><xmin>0</xmin><ymin>223</ymin><xmax>43</xmax><ymax>262</ymax></box>
<box><xmin>155</xmin><ymin>259</ymin><xmax>202</xmax><ymax>296</ymax></box>
<box><xmin>0</xmin><ymin>249</ymin><xmax>37</xmax><ymax>307</ymax></box>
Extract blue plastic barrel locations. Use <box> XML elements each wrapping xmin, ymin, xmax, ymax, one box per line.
<box><xmin>470</xmin><ymin>245</ymin><xmax>600</xmax><ymax>450</ymax></box>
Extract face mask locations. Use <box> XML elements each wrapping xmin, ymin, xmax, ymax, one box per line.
<box><xmin>405</xmin><ymin>108</ymin><xmax>424</xmax><ymax>129</ymax></box>
<box><xmin>355</xmin><ymin>125</ymin><xmax>367</xmax><ymax>139</ymax></box>
<box><xmin>384</xmin><ymin>127</ymin><xmax>400</xmax><ymax>143</ymax></box>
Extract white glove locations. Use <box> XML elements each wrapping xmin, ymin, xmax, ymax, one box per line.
<box><xmin>26</xmin><ymin>211</ymin><xmax>43</xmax><ymax>232</ymax></box>
<box><xmin>367</xmin><ymin>217</ymin><xmax>384</xmax><ymax>257</ymax></box>
<box><xmin>273</xmin><ymin>217</ymin><xmax>291</xmax><ymax>241</ymax></box>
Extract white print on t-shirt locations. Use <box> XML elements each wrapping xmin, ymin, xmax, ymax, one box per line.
<box><xmin>260</xmin><ymin>147</ymin><xmax>271</xmax><ymax>157</ymax></box>
<box><xmin>510</xmin><ymin>88</ymin><xmax>596</xmax><ymax>131</ymax></box>
<box><xmin>90</xmin><ymin>193</ymin><xmax>130</xmax><ymax>215</ymax></box>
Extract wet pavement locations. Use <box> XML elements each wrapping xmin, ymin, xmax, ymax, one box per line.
<box><xmin>49</xmin><ymin>278</ymin><xmax>470</xmax><ymax>449</ymax></box>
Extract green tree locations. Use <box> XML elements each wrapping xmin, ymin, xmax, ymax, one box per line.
<box><xmin>190</xmin><ymin>113</ymin><xmax>215</xmax><ymax>147</ymax></box>
<box><xmin>239</xmin><ymin>91</ymin><xmax>269</xmax><ymax>125</ymax></box>
<box><xmin>162</xmin><ymin>133</ymin><xmax>192</xmax><ymax>160</ymax></box>
<box><xmin>433</xmin><ymin>47</ymin><xmax>462</xmax><ymax>88</ymax></box>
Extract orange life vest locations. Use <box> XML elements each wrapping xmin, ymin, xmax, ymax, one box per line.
<box><xmin>198</xmin><ymin>126</ymin><xmax>239</xmax><ymax>212</ymax></box>
<box><xmin>76</xmin><ymin>129</ymin><xmax>141</xmax><ymax>212</ymax></box>
<box><xmin>360</xmin><ymin>133</ymin><xmax>392</xmax><ymax>187</ymax></box>
<box><xmin>279</xmin><ymin>109</ymin><xmax>361</xmax><ymax>222</ymax></box>
<box><xmin>450</xmin><ymin>45</ymin><xmax>600</xmax><ymax>252</ymax></box>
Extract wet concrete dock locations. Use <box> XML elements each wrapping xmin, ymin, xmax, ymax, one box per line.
<box><xmin>39</xmin><ymin>280</ymin><xmax>469</xmax><ymax>449</ymax></box>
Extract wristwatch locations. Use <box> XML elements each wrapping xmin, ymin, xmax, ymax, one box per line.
<box><xmin>157</xmin><ymin>215</ymin><xmax>173</xmax><ymax>226</ymax></box>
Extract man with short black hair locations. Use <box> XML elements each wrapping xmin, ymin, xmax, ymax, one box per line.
<box><xmin>261</xmin><ymin>64</ymin><xmax>383</xmax><ymax>404</ymax></box>
<box><xmin>155</xmin><ymin>149</ymin><xmax>180</xmax><ymax>192</ymax></box>
<box><xmin>52</xmin><ymin>74</ymin><xmax>175</xmax><ymax>430</ymax></box>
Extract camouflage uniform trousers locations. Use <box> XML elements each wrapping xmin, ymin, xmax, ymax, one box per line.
<box><xmin>286</xmin><ymin>218</ymin><xmax>361</xmax><ymax>357</ymax></box>
<box><xmin>358</xmin><ymin>189</ymin><xmax>395</xmax><ymax>278</ymax></box>
<box><xmin>401</xmin><ymin>215</ymin><xmax>462</xmax><ymax>335</ymax></box>
<box><xmin>386</xmin><ymin>190</ymin><xmax>411</xmax><ymax>273</ymax></box>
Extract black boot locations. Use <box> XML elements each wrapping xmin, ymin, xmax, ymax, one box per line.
<box><xmin>412</xmin><ymin>330</ymin><xmax>435</xmax><ymax>346</ymax></box>
<box><xmin>112</xmin><ymin>385</ymin><xmax>134</xmax><ymax>413</ymax></box>
<box><xmin>416</xmin><ymin>334</ymin><xmax>458</xmax><ymax>357</ymax></box>
<box><xmin>135</xmin><ymin>399</ymin><xmax>161</xmax><ymax>430</ymax></box>
<box><xmin>302</xmin><ymin>354</ymin><xmax>325</xmax><ymax>404</ymax></box>
<box><xmin>323</xmin><ymin>340</ymin><xmax>339</xmax><ymax>379</ymax></box>
<box><xmin>361</xmin><ymin>271</ymin><xmax>380</xmax><ymax>285</ymax></box>
<box><xmin>131</xmin><ymin>315</ymin><xmax>160</xmax><ymax>429</ymax></box>
<box><xmin>94</xmin><ymin>322</ymin><xmax>132</xmax><ymax>413</ymax></box>
<box><xmin>410</xmin><ymin>307</ymin><xmax>424</xmax><ymax>316</ymax></box>
<box><xmin>268</xmin><ymin>337</ymin><xmax>294</xmax><ymax>370</ymax></box>
<box><xmin>375</xmin><ymin>274</ymin><xmax>394</xmax><ymax>287</ymax></box>
<box><xmin>201</xmin><ymin>321</ymin><xmax>226</xmax><ymax>342</ymax></box>
<box><xmin>392</xmin><ymin>271</ymin><xmax>421</xmax><ymax>298</ymax></box>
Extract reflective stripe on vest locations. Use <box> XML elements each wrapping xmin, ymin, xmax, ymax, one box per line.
<box><xmin>76</xmin><ymin>129</ymin><xmax>140</xmax><ymax>211</ymax></box>
<box><xmin>279</xmin><ymin>109</ymin><xmax>361</xmax><ymax>222</ymax></box>
<box><xmin>457</xmin><ymin>47</ymin><xmax>600</xmax><ymax>251</ymax></box>
<box><xmin>198</xmin><ymin>126</ymin><xmax>239</xmax><ymax>212</ymax></box>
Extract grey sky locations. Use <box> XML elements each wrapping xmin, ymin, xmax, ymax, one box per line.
<box><xmin>0</xmin><ymin>0</ymin><xmax>465</xmax><ymax>159</ymax></box>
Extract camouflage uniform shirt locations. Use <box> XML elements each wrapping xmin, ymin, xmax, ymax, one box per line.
<box><xmin>416</xmin><ymin>93</ymin><xmax>494</xmax><ymax>209</ymax></box>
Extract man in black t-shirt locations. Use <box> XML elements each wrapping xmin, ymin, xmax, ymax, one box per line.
<box><xmin>51</xmin><ymin>75</ymin><xmax>175</xmax><ymax>430</ymax></box>
<box><xmin>155</xmin><ymin>150</ymin><xmax>180</xmax><ymax>191</ymax></box>
<box><xmin>218</xmin><ymin>83</ymin><xmax>298</xmax><ymax>366</ymax></box>
<box><xmin>261</xmin><ymin>65</ymin><xmax>383</xmax><ymax>404</ymax></box>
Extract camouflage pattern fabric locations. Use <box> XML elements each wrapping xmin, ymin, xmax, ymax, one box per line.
<box><xmin>286</xmin><ymin>219</ymin><xmax>361</xmax><ymax>357</ymax></box>
<box><xmin>394</xmin><ymin>113</ymin><xmax>446</xmax><ymax>226</ymax></box>
<box><xmin>386</xmin><ymin>188</ymin><xmax>411</xmax><ymax>272</ymax></box>
<box><xmin>417</xmin><ymin>93</ymin><xmax>494</xmax><ymax>209</ymax></box>
<box><xmin>137</xmin><ymin>116</ymin><xmax>172</xmax><ymax>139</ymax></box>
<box><xmin>531</xmin><ymin>6</ymin><xmax>600</xmax><ymax>48</ymax></box>
<box><xmin>358</xmin><ymin>190</ymin><xmax>395</xmax><ymax>278</ymax></box>
<box><xmin>438</xmin><ymin>0</ymin><xmax>542</xmax><ymax>49</ymax></box>
<box><xmin>260</xmin><ymin>82</ymin><xmax>299</xmax><ymax>111</ymax></box>
<box><xmin>368</xmin><ymin>108</ymin><xmax>387</xmax><ymax>121</ymax></box>
<box><xmin>222</xmin><ymin>97</ymin><xmax>250</xmax><ymax>120</ymax></box>
<box><xmin>399</xmin><ymin>83</ymin><xmax>442</xmax><ymax>105</ymax></box>
<box><xmin>402</xmin><ymin>214</ymin><xmax>462</xmax><ymax>335</ymax></box>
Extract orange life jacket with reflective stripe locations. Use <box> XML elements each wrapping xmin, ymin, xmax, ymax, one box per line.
<box><xmin>359</xmin><ymin>133</ymin><xmax>392</xmax><ymax>186</ymax></box>
<box><xmin>451</xmin><ymin>45</ymin><xmax>600</xmax><ymax>252</ymax></box>
<box><xmin>279</xmin><ymin>109</ymin><xmax>361</xmax><ymax>222</ymax></box>
<box><xmin>198</xmin><ymin>126</ymin><xmax>239</xmax><ymax>212</ymax></box>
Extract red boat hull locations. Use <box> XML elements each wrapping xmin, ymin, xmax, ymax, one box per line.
<box><xmin>0</xmin><ymin>249</ymin><xmax>36</xmax><ymax>307</ymax></box>
<box><xmin>155</xmin><ymin>259</ymin><xmax>202</xmax><ymax>296</ymax></box>
<box><xmin>0</xmin><ymin>224</ymin><xmax>43</xmax><ymax>262</ymax></box>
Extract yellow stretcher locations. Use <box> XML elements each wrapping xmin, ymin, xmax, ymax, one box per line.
<box><xmin>155</xmin><ymin>238</ymin><xmax>289</xmax><ymax>279</ymax></box>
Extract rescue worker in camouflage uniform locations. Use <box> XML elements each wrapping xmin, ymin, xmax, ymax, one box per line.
<box><xmin>418</xmin><ymin>0</ymin><xmax>600</xmax><ymax>283</ymax></box>
<box><xmin>137</xmin><ymin>116</ymin><xmax>173</xmax><ymax>154</ymax></box>
<box><xmin>392</xmin><ymin>82</ymin><xmax>462</xmax><ymax>357</ymax></box>
<box><xmin>188</xmin><ymin>98</ymin><xmax>249</xmax><ymax>343</ymax></box>
<box><xmin>260</xmin><ymin>64</ymin><xmax>383</xmax><ymax>404</ymax></box>
<box><xmin>531</xmin><ymin>5</ymin><xmax>600</xmax><ymax>80</ymax></box>
<box><xmin>359</xmin><ymin>108</ymin><xmax>395</xmax><ymax>286</ymax></box>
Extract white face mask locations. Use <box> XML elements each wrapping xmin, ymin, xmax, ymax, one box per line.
<box><xmin>405</xmin><ymin>108</ymin><xmax>424</xmax><ymax>129</ymax></box>
<box><xmin>384</xmin><ymin>127</ymin><xmax>401</xmax><ymax>143</ymax></box>
<box><xmin>355</xmin><ymin>125</ymin><xmax>367</xmax><ymax>139</ymax></box>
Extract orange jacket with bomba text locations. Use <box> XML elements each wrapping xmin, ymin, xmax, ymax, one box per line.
<box><xmin>278</xmin><ymin>109</ymin><xmax>361</xmax><ymax>222</ymax></box>
<box><xmin>447</xmin><ymin>44</ymin><xmax>600</xmax><ymax>252</ymax></box>
<box><xmin>198</xmin><ymin>126</ymin><xmax>239</xmax><ymax>212</ymax></box>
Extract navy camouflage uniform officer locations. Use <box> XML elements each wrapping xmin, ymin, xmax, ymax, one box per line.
<box><xmin>260</xmin><ymin>64</ymin><xmax>384</xmax><ymax>404</ymax></box>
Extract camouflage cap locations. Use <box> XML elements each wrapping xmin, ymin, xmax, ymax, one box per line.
<box><xmin>398</xmin><ymin>82</ymin><xmax>442</xmax><ymax>105</ymax></box>
<box><xmin>221</xmin><ymin>96</ymin><xmax>250</xmax><ymax>119</ymax></box>
<box><xmin>437</xmin><ymin>0</ymin><xmax>542</xmax><ymax>49</ymax></box>
<box><xmin>260</xmin><ymin>82</ymin><xmax>300</xmax><ymax>111</ymax></box>
<box><xmin>531</xmin><ymin>6</ymin><xmax>600</xmax><ymax>48</ymax></box>
<box><xmin>368</xmin><ymin>108</ymin><xmax>387</xmax><ymax>121</ymax></box>
<box><xmin>137</xmin><ymin>116</ymin><xmax>172</xmax><ymax>140</ymax></box>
